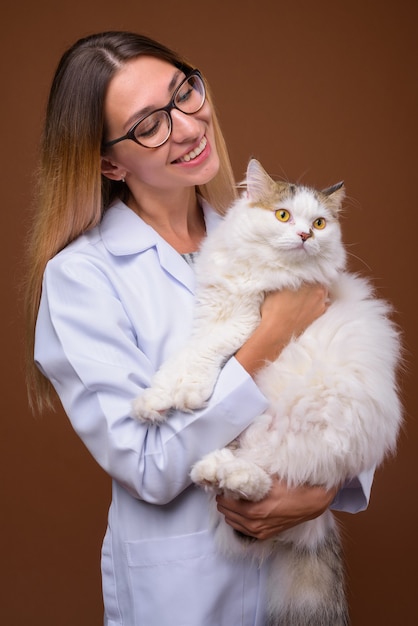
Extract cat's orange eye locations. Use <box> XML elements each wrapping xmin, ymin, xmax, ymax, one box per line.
<box><xmin>313</xmin><ymin>217</ymin><xmax>326</xmax><ymax>230</ymax></box>
<box><xmin>275</xmin><ymin>209</ymin><xmax>291</xmax><ymax>222</ymax></box>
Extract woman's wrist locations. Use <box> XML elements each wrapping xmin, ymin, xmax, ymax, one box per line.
<box><xmin>235</xmin><ymin>285</ymin><xmax>328</xmax><ymax>378</ymax></box>
<box><xmin>235</xmin><ymin>321</ymin><xmax>290</xmax><ymax>377</ymax></box>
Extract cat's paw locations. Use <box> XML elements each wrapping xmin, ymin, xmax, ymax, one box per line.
<box><xmin>131</xmin><ymin>388</ymin><xmax>173</xmax><ymax>423</ymax></box>
<box><xmin>192</xmin><ymin>452</ymin><xmax>272</xmax><ymax>500</ymax></box>
<box><xmin>191</xmin><ymin>448</ymin><xmax>236</xmax><ymax>490</ymax></box>
<box><xmin>217</xmin><ymin>459</ymin><xmax>272</xmax><ymax>501</ymax></box>
<box><xmin>171</xmin><ymin>377</ymin><xmax>214</xmax><ymax>411</ymax></box>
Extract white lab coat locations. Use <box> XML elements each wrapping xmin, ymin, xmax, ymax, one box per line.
<box><xmin>35</xmin><ymin>198</ymin><xmax>373</xmax><ymax>626</ymax></box>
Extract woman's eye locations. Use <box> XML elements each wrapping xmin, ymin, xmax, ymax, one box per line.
<box><xmin>176</xmin><ymin>85</ymin><xmax>193</xmax><ymax>105</ymax></box>
<box><xmin>313</xmin><ymin>217</ymin><xmax>326</xmax><ymax>230</ymax></box>
<box><xmin>138</xmin><ymin>124</ymin><xmax>159</xmax><ymax>138</ymax></box>
<box><xmin>136</xmin><ymin>115</ymin><xmax>162</xmax><ymax>139</ymax></box>
<box><xmin>275</xmin><ymin>209</ymin><xmax>291</xmax><ymax>222</ymax></box>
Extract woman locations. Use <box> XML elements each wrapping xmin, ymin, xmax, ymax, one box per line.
<box><xmin>25</xmin><ymin>31</ymin><xmax>373</xmax><ymax>625</ymax></box>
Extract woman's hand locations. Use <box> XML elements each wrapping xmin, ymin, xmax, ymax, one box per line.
<box><xmin>215</xmin><ymin>478</ymin><xmax>338</xmax><ymax>541</ymax></box>
<box><xmin>235</xmin><ymin>284</ymin><xmax>329</xmax><ymax>377</ymax></box>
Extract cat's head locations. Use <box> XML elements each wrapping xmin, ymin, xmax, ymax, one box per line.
<box><xmin>236</xmin><ymin>159</ymin><xmax>347</xmax><ymax>285</ymax></box>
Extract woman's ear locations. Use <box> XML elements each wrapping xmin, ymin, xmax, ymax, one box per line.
<box><xmin>101</xmin><ymin>156</ymin><xmax>126</xmax><ymax>181</ymax></box>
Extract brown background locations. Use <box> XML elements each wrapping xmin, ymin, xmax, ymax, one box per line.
<box><xmin>2</xmin><ymin>0</ymin><xmax>417</xmax><ymax>624</ymax></box>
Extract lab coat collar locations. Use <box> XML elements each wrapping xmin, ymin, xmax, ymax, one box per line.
<box><xmin>100</xmin><ymin>200</ymin><xmax>160</xmax><ymax>256</ymax></box>
<box><xmin>99</xmin><ymin>197</ymin><xmax>223</xmax><ymax>293</ymax></box>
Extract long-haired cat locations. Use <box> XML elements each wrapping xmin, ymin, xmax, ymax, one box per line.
<box><xmin>132</xmin><ymin>159</ymin><xmax>403</xmax><ymax>626</ymax></box>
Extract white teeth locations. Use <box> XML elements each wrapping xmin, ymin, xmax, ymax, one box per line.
<box><xmin>179</xmin><ymin>137</ymin><xmax>207</xmax><ymax>163</ymax></box>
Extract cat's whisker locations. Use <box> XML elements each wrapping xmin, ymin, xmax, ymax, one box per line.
<box><xmin>295</xmin><ymin>168</ymin><xmax>311</xmax><ymax>185</ymax></box>
<box><xmin>346</xmin><ymin>249</ymin><xmax>372</xmax><ymax>272</ymax></box>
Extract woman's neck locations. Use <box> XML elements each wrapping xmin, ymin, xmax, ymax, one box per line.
<box><xmin>127</xmin><ymin>187</ymin><xmax>206</xmax><ymax>253</ymax></box>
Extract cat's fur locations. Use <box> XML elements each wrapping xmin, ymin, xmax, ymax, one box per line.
<box><xmin>132</xmin><ymin>159</ymin><xmax>403</xmax><ymax>625</ymax></box>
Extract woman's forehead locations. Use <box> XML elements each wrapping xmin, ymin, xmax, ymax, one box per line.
<box><xmin>105</xmin><ymin>56</ymin><xmax>182</xmax><ymax>127</ymax></box>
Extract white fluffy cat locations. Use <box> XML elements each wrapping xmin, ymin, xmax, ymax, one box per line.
<box><xmin>132</xmin><ymin>159</ymin><xmax>402</xmax><ymax>625</ymax></box>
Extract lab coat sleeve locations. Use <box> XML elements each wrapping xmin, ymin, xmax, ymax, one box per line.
<box><xmin>331</xmin><ymin>467</ymin><xmax>375</xmax><ymax>513</ymax></box>
<box><xmin>35</xmin><ymin>254</ymin><xmax>269</xmax><ymax>505</ymax></box>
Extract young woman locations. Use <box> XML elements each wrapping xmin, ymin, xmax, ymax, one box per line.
<box><xmin>25</xmin><ymin>31</ymin><xmax>373</xmax><ymax>625</ymax></box>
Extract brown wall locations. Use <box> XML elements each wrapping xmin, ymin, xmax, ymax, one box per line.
<box><xmin>2</xmin><ymin>1</ymin><xmax>417</xmax><ymax>624</ymax></box>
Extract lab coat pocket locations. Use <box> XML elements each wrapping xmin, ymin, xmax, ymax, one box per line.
<box><xmin>125</xmin><ymin>529</ymin><xmax>256</xmax><ymax>626</ymax></box>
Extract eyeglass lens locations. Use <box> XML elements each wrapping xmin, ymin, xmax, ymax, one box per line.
<box><xmin>134</xmin><ymin>74</ymin><xmax>205</xmax><ymax>148</ymax></box>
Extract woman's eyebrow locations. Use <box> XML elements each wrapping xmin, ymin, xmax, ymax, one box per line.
<box><xmin>124</xmin><ymin>69</ymin><xmax>184</xmax><ymax>129</ymax></box>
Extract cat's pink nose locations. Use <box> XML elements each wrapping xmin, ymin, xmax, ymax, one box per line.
<box><xmin>298</xmin><ymin>229</ymin><xmax>313</xmax><ymax>242</ymax></box>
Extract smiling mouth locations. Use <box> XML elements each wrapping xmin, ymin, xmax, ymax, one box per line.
<box><xmin>175</xmin><ymin>136</ymin><xmax>207</xmax><ymax>163</ymax></box>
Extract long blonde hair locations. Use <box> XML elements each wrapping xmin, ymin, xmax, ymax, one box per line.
<box><xmin>24</xmin><ymin>31</ymin><xmax>237</xmax><ymax>413</ymax></box>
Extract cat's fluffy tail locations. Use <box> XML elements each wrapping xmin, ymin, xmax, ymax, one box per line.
<box><xmin>266</xmin><ymin>525</ymin><xmax>349</xmax><ymax>626</ymax></box>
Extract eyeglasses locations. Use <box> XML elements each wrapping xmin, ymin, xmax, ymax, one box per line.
<box><xmin>103</xmin><ymin>69</ymin><xmax>206</xmax><ymax>150</ymax></box>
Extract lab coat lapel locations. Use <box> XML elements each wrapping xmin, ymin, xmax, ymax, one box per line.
<box><xmin>99</xmin><ymin>200</ymin><xmax>202</xmax><ymax>295</ymax></box>
<box><xmin>155</xmin><ymin>242</ymin><xmax>196</xmax><ymax>294</ymax></box>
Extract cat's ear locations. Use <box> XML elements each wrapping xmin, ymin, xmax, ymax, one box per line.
<box><xmin>321</xmin><ymin>181</ymin><xmax>345</xmax><ymax>213</ymax></box>
<box><xmin>245</xmin><ymin>159</ymin><xmax>277</xmax><ymax>202</ymax></box>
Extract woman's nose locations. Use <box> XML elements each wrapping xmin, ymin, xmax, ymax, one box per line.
<box><xmin>170</xmin><ymin>108</ymin><xmax>201</xmax><ymax>142</ymax></box>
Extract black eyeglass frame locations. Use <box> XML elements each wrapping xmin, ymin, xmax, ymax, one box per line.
<box><xmin>103</xmin><ymin>69</ymin><xmax>205</xmax><ymax>150</ymax></box>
